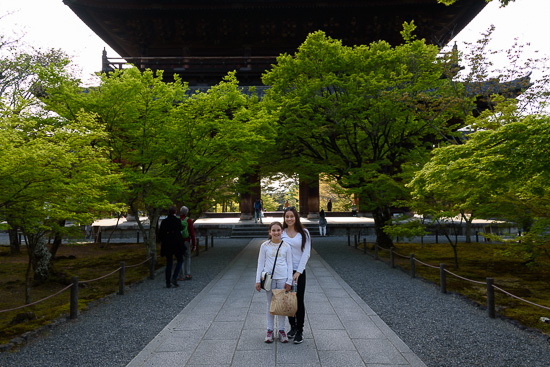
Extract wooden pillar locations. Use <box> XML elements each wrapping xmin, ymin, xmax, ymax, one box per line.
<box><xmin>298</xmin><ymin>175</ymin><xmax>320</xmax><ymax>219</ymax></box>
<box><xmin>307</xmin><ymin>178</ymin><xmax>319</xmax><ymax>219</ymax></box>
<box><xmin>239</xmin><ymin>172</ymin><xmax>261</xmax><ymax>221</ymax></box>
<box><xmin>299</xmin><ymin>179</ymin><xmax>308</xmax><ymax>218</ymax></box>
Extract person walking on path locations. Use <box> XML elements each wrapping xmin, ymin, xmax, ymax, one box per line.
<box><xmin>255</xmin><ymin>221</ymin><xmax>293</xmax><ymax>343</ymax></box>
<box><xmin>281</xmin><ymin>206</ymin><xmax>311</xmax><ymax>344</ymax></box>
<box><xmin>319</xmin><ymin>209</ymin><xmax>327</xmax><ymax>236</ymax></box>
<box><xmin>158</xmin><ymin>206</ymin><xmax>184</xmax><ymax>288</ymax></box>
<box><xmin>178</xmin><ymin>206</ymin><xmax>196</xmax><ymax>281</ymax></box>
<box><xmin>254</xmin><ymin>198</ymin><xmax>263</xmax><ymax>224</ymax></box>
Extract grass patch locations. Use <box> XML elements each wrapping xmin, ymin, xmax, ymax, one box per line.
<box><xmin>0</xmin><ymin>242</ymin><xmax>165</xmax><ymax>345</ymax></box>
<box><xmin>361</xmin><ymin>241</ymin><xmax>550</xmax><ymax>336</ymax></box>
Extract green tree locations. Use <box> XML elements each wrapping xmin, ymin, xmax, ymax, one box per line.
<box><xmin>0</xmin><ymin>109</ymin><xmax>121</xmax><ymax>299</ymax></box>
<box><xmin>262</xmin><ymin>29</ymin><xmax>469</xmax><ymax>248</ymax></box>
<box><xmin>41</xmin><ymin>68</ymin><xmax>273</xmax><ymax>258</ymax></box>
<box><xmin>0</xmin><ymin>36</ymin><xmax>69</xmax><ymax>254</ymax></box>
<box><xmin>0</xmin><ymin>47</ymin><xmax>122</xmax><ymax>299</ymax></box>
<box><xmin>409</xmin><ymin>104</ymin><xmax>550</xmax><ymax>264</ymax></box>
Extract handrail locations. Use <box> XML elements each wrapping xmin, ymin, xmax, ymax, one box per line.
<box><xmin>493</xmin><ymin>285</ymin><xmax>550</xmax><ymax>312</ymax></box>
<box><xmin>444</xmin><ymin>269</ymin><xmax>486</xmax><ymax>286</ymax></box>
<box><xmin>0</xmin><ymin>257</ymin><xmax>151</xmax><ymax>314</ymax></box>
<box><xmin>0</xmin><ymin>284</ymin><xmax>73</xmax><ymax>314</ymax></box>
<box><xmin>80</xmin><ymin>268</ymin><xmax>121</xmax><ymax>284</ymax></box>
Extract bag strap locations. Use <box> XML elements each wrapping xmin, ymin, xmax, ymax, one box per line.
<box><xmin>270</xmin><ymin>241</ymin><xmax>284</xmax><ymax>275</ymax></box>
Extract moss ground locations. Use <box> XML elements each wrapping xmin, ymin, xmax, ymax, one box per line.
<box><xmin>0</xmin><ymin>242</ymin><xmax>165</xmax><ymax>345</ymax></box>
<box><xmin>362</xmin><ymin>240</ymin><xmax>550</xmax><ymax>336</ymax></box>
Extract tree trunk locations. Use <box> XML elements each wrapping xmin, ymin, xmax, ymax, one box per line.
<box><xmin>106</xmin><ymin>214</ymin><xmax>123</xmax><ymax>247</ymax></box>
<box><xmin>147</xmin><ymin>214</ymin><xmax>160</xmax><ymax>258</ymax></box>
<box><xmin>132</xmin><ymin>205</ymin><xmax>160</xmax><ymax>259</ymax></box>
<box><xmin>452</xmin><ymin>244</ymin><xmax>459</xmax><ymax>269</ymax></box>
<box><xmin>25</xmin><ymin>248</ymin><xmax>32</xmax><ymax>304</ymax></box>
<box><xmin>49</xmin><ymin>219</ymin><xmax>66</xmax><ymax>258</ymax></box>
<box><xmin>8</xmin><ymin>226</ymin><xmax>20</xmax><ymax>254</ymax></box>
<box><xmin>372</xmin><ymin>205</ymin><xmax>394</xmax><ymax>249</ymax></box>
<box><xmin>460</xmin><ymin>211</ymin><xmax>472</xmax><ymax>243</ymax></box>
<box><xmin>30</xmin><ymin>235</ymin><xmax>52</xmax><ymax>282</ymax></box>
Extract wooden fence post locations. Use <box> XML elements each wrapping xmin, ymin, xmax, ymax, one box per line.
<box><xmin>374</xmin><ymin>243</ymin><xmax>379</xmax><ymax>260</ymax></box>
<box><xmin>347</xmin><ymin>228</ymin><xmax>350</xmax><ymax>246</ymax></box>
<box><xmin>70</xmin><ymin>277</ymin><xmax>79</xmax><ymax>319</ymax></box>
<box><xmin>390</xmin><ymin>247</ymin><xmax>395</xmax><ymax>268</ymax></box>
<box><xmin>363</xmin><ymin>238</ymin><xmax>367</xmax><ymax>254</ymax></box>
<box><xmin>119</xmin><ymin>261</ymin><xmax>125</xmax><ymax>295</ymax></box>
<box><xmin>410</xmin><ymin>254</ymin><xmax>415</xmax><ymax>278</ymax></box>
<box><xmin>137</xmin><ymin>231</ymin><xmax>140</xmax><ymax>243</ymax></box>
<box><xmin>440</xmin><ymin>263</ymin><xmax>447</xmax><ymax>294</ymax></box>
<box><xmin>487</xmin><ymin>277</ymin><xmax>495</xmax><ymax>318</ymax></box>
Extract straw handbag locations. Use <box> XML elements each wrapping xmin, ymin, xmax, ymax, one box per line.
<box><xmin>269</xmin><ymin>289</ymin><xmax>297</xmax><ymax>316</ymax></box>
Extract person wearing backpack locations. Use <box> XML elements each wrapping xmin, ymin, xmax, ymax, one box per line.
<box><xmin>254</xmin><ymin>199</ymin><xmax>263</xmax><ymax>224</ymax></box>
<box><xmin>178</xmin><ymin>205</ymin><xmax>196</xmax><ymax>281</ymax></box>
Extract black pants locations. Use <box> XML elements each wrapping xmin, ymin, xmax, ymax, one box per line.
<box><xmin>165</xmin><ymin>253</ymin><xmax>183</xmax><ymax>285</ymax></box>
<box><xmin>288</xmin><ymin>270</ymin><xmax>306</xmax><ymax>331</ymax></box>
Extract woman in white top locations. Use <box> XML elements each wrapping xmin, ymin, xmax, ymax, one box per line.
<box><xmin>256</xmin><ymin>221</ymin><xmax>293</xmax><ymax>343</ymax></box>
<box><xmin>281</xmin><ymin>206</ymin><xmax>311</xmax><ymax>344</ymax></box>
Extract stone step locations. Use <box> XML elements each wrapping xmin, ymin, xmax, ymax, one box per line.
<box><xmin>230</xmin><ymin>224</ymin><xmax>320</xmax><ymax>238</ymax></box>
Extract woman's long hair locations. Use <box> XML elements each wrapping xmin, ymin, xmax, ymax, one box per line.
<box><xmin>283</xmin><ymin>207</ymin><xmax>310</xmax><ymax>251</ymax></box>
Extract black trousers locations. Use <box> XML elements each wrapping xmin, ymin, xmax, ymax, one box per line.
<box><xmin>165</xmin><ymin>253</ymin><xmax>183</xmax><ymax>285</ymax></box>
<box><xmin>288</xmin><ymin>270</ymin><xmax>306</xmax><ymax>331</ymax></box>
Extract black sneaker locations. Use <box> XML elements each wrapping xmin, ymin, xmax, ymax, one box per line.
<box><xmin>293</xmin><ymin>331</ymin><xmax>303</xmax><ymax>344</ymax></box>
<box><xmin>171</xmin><ymin>279</ymin><xmax>179</xmax><ymax>287</ymax></box>
<box><xmin>287</xmin><ymin>327</ymin><xmax>297</xmax><ymax>339</ymax></box>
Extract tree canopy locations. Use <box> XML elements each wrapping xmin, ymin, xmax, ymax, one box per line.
<box><xmin>410</xmin><ymin>101</ymin><xmax>550</xmax><ymax>263</ymax></box>
<box><xmin>262</xmin><ymin>29</ymin><xmax>471</xmax><ymax>247</ymax></box>
<box><xmin>40</xmin><ymin>67</ymin><xmax>274</xmax><ymax>256</ymax></box>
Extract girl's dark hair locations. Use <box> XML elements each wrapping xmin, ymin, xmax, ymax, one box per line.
<box><xmin>168</xmin><ymin>206</ymin><xmax>177</xmax><ymax>215</ymax></box>
<box><xmin>268</xmin><ymin>221</ymin><xmax>283</xmax><ymax>240</ymax></box>
<box><xmin>282</xmin><ymin>207</ymin><xmax>310</xmax><ymax>251</ymax></box>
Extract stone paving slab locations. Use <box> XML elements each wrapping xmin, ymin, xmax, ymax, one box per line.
<box><xmin>126</xmin><ymin>239</ymin><xmax>427</xmax><ymax>367</ymax></box>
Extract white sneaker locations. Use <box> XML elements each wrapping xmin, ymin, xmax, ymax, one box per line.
<box><xmin>278</xmin><ymin>330</ymin><xmax>289</xmax><ymax>343</ymax></box>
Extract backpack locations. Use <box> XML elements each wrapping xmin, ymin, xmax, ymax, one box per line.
<box><xmin>181</xmin><ymin>217</ymin><xmax>189</xmax><ymax>239</ymax></box>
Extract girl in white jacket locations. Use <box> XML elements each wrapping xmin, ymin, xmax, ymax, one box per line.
<box><xmin>255</xmin><ymin>221</ymin><xmax>293</xmax><ymax>343</ymax></box>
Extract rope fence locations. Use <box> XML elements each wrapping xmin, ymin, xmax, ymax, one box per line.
<box><xmin>0</xmin><ymin>256</ymin><xmax>154</xmax><ymax>320</ymax></box>
<box><xmin>355</xmin><ymin>239</ymin><xmax>550</xmax><ymax>319</ymax></box>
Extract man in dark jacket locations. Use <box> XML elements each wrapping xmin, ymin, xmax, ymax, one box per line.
<box><xmin>159</xmin><ymin>206</ymin><xmax>184</xmax><ymax>288</ymax></box>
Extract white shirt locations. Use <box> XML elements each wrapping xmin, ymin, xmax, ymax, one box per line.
<box><xmin>256</xmin><ymin>240</ymin><xmax>293</xmax><ymax>285</ymax></box>
<box><xmin>281</xmin><ymin>228</ymin><xmax>311</xmax><ymax>274</ymax></box>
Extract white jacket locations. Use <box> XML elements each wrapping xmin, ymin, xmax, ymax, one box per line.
<box><xmin>256</xmin><ymin>240</ymin><xmax>293</xmax><ymax>285</ymax></box>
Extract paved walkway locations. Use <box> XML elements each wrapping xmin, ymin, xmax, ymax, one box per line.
<box><xmin>127</xmin><ymin>239</ymin><xmax>427</xmax><ymax>367</ymax></box>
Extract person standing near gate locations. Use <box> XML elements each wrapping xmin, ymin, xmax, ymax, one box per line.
<box><xmin>281</xmin><ymin>206</ymin><xmax>311</xmax><ymax>344</ymax></box>
<box><xmin>254</xmin><ymin>198</ymin><xmax>263</xmax><ymax>224</ymax></box>
<box><xmin>319</xmin><ymin>209</ymin><xmax>327</xmax><ymax>236</ymax></box>
<box><xmin>178</xmin><ymin>206</ymin><xmax>196</xmax><ymax>281</ymax></box>
<box><xmin>159</xmin><ymin>206</ymin><xmax>184</xmax><ymax>288</ymax></box>
<box><xmin>327</xmin><ymin>199</ymin><xmax>332</xmax><ymax>212</ymax></box>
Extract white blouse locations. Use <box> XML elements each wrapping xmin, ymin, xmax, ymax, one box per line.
<box><xmin>281</xmin><ymin>228</ymin><xmax>311</xmax><ymax>274</ymax></box>
<box><xmin>255</xmin><ymin>240</ymin><xmax>293</xmax><ymax>285</ymax></box>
